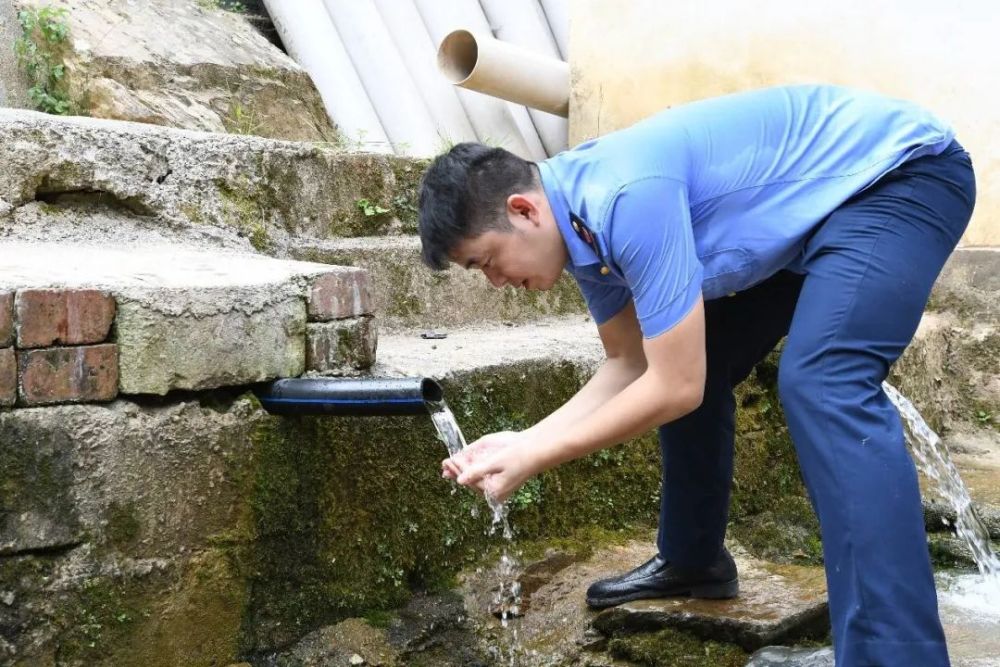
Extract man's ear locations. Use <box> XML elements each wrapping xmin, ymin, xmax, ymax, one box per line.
<box><xmin>507</xmin><ymin>193</ymin><xmax>539</xmax><ymax>224</ymax></box>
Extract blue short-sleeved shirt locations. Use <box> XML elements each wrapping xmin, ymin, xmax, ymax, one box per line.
<box><xmin>537</xmin><ymin>84</ymin><xmax>955</xmax><ymax>338</ymax></box>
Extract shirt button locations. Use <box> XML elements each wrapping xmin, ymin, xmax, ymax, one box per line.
<box><xmin>600</xmin><ymin>266</ymin><xmax>610</xmax><ymax>276</ymax></box>
<box><xmin>571</xmin><ymin>220</ymin><xmax>581</xmax><ymax>233</ymax></box>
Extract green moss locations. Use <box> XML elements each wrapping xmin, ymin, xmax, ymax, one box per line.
<box><xmin>105</xmin><ymin>500</ymin><xmax>142</xmax><ymax>549</ymax></box>
<box><xmin>388</xmin><ymin>157</ymin><xmax>428</xmax><ymax>232</ymax></box>
<box><xmin>729</xmin><ymin>355</ymin><xmax>809</xmax><ymax>520</ymax></box>
<box><xmin>608</xmin><ymin>627</ymin><xmax>748</xmax><ymax>667</ymax></box>
<box><xmin>729</xmin><ymin>496</ymin><xmax>823</xmax><ymax>565</ymax></box>
<box><xmin>241</xmin><ymin>360</ymin><xmax>666</xmax><ymax>652</ymax></box>
<box><xmin>218</xmin><ymin>179</ymin><xmax>270</xmax><ymax>251</ymax></box>
<box><xmin>57</xmin><ymin>576</ymin><xmax>150</xmax><ymax>664</ymax></box>
<box><xmin>381</xmin><ymin>260</ymin><xmax>423</xmax><ymax>318</ymax></box>
<box><xmin>726</xmin><ymin>354</ymin><xmax>822</xmax><ymax>563</ymax></box>
<box><xmin>0</xmin><ymin>414</ymin><xmax>79</xmax><ymax>542</ymax></box>
<box><xmin>180</xmin><ymin>202</ymin><xmax>205</xmax><ymax>225</ymax></box>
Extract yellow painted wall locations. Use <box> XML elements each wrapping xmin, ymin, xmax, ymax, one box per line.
<box><xmin>569</xmin><ymin>0</ymin><xmax>999</xmax><ymax>246</ymax></box>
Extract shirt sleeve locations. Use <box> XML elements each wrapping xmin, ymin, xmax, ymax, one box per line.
<box><xmin>607</xmin><ymin>177</ymin><xmax>703</xmax><ymax>338</ymax></box>
<box><xmin>574</xmin><ymin>272</ymin><xmax>632</xmax><ymax>326</ymax></box>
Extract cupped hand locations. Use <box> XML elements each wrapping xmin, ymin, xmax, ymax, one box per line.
<box><xmin>441</xmin><ymin>430</ymin><xmax>540</xmax><ymax>504</ymax></box>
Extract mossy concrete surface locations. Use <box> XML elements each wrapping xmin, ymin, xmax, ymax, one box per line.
<box><xmin>0</xmin><ymin>330</ymin><xmax>812</xmax><ymax>664</ymax></box>
<box><xmin>0</xmin><ymin>110</ymin><xmax>427</xmax><ymax>255</ymax></box>
<box><xmin>0</xmin><ymin>397</ymin><xmax>262</xmax><ymax>665</ymax></box>
<box><xmin>291</xmin><ymin>236</ymin><xmax>589</xmax><ymax>329</ymax></box>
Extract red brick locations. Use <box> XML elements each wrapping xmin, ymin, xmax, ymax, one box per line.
<box><xmin>18</xmin><ymin>344</ymin><xmax>118</xmax><ymax>406</ymax></box>
<box><xmin>16</xmin><ymin>289</ymin><xmax>116</xmax><ymax>348</ymax></box>
<box><xmin>0</xmin><ymin>292</ymin><xmax>13</xmax><ymax>347</ymax></box>
<box><xmin>0</xmin><ymin>347</ymin><xmax>15</xmax><ymax>407</ymax></box>
<box><xmin>308</xmin><ymin>269</ymin><xmax>373</xmax><ymax>321</ymax></box>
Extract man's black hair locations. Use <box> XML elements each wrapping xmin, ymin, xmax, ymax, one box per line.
<box><xmin>418</xmin><ymin>142</ymin><xmax>538</xmax><ymax>270</ymax></box>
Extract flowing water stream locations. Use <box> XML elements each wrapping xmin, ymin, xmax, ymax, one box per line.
<box><xmin>428</xmin><ymin>386</ymin><xmax>997</xmax><ymax>665</ymax></box>
<box><xmin>429</xmin><ymin>399</ymin><xmax>524</xmax><ymax>665</ymax></box>
<box><xmin>882</xmin><ymin>382</ymin><xmax>1000</xmax><ymax>627</ymax></box>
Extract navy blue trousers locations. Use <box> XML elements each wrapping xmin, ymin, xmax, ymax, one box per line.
<box><xmin>657</xmin><ymin>142</ymin><xmax>976</xmax><ymax>666</ymax></box>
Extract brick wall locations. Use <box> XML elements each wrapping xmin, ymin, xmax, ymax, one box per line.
<box><xmin>0</xmin><ymin>289</ymin><xmax>119</xmax><ymax>406</ymax></box>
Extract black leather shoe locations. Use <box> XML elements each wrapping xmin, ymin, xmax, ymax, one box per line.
<box><xmin>585</xmin><ymin>548</ymin><xmax>739</xmax><ymax>609</ymax></box>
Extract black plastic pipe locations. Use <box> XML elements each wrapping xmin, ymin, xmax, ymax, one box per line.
<box><xmin>255</xmin><ymin>377</ymin><xmax>444</xmax><ymax>417</ymax></box>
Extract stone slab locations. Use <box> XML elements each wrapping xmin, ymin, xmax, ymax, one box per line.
<box><xmin>0</xmin><ymin>109</ymin><xmax>425</xmax><ymax>245</ymax></box>
<box><xmin>13</xmin><ymin>0</ymin><xmax>336</xmax><ymax>142</ymax></box>
<box><xmin>744</xmin><ymin>646</ymin><xmax>834</xmax><ymax>666</ymax></box>
<box><xmin>374</xmin><ymin>315</ymin><xmax>602</xmax><ymax>379</ymax></box>
<box><xmin>590</xmin><ymin>543</ymin><xmax>829</xmax><ymax>652</ymax></box>
<box><xmin>0</xmin><ymin>241</ymin><xmax>369</xmax><ymax>395</ymax></box>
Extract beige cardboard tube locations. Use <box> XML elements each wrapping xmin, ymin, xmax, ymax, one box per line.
<box><xmin>438</xmin><ymin>29</ymin><xmax>570</xmax><ymax>118</ymax></box>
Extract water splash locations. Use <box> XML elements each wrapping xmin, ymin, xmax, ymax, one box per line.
<box><xmin>883</xmin><ymin>382</ymin><xmax>1000</xmax><ymax>586</ymax></box>
<box><xmin>428</xmin><ymin>399</ymin><xmax>524</xmax><ymax>665</ymax></box>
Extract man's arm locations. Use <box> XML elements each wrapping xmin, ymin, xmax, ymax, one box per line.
<box><xmin>530</xmin><ymin>296</ymin><xmax>705</xmax><ymax>471</ymax></box>
<box><xmin>455</xmin><ymin>296</ymin><xmax>706</xmax><ymax>496</ymax></box>
<box><xmin>523</xmin><ymin>301</ymin><xmax>647</xmax><ymax>443</ymax></box>
<box><xmin>441</xmin><ymin>302</ymin><xmax>645</xmax><ymax>480</ymax></box>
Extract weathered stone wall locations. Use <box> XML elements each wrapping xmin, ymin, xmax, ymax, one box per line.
<box><xmin>0</xmin><ymin>0</ymin><xmax>31</xmax><ymax>108</ymax></box>
<box><xmin>11</xmin><ymin>0</ymin><xmax>337</xmax><ymax>143</ymax></box>
<box><xmin>0</xmin><ymin>350</ymin><xmax>818</xmax><ymax>664</ymax></box>
<box><xmin>0</xmin><ymin>110</ymin><xmax>425</xmax><ymax>252</ymax></box>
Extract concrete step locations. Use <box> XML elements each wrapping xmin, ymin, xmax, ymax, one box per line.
<box><xmin>290</xmin><ymin>236</ymin><xmax>589</xmax><ymax>330</ymax></box>
<box><xmin>0</xmin><ymin>109</ymin><xmax>426</xmax><ymax>249</ymax></box>
<box><xmin>373</xmin><ymin>315</ymin><xmax>603</xmax><ymax>378</ymax></box>
<box><xmin>0</xmin><ymin>239</ymin><xmax>375</xmax><ymax>401</ymax></box>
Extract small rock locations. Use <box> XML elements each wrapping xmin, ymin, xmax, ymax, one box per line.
<box><xmin>743</xmin><ymin>646</ymin><xmax>834</xmax><ymax>666</ymax></box>
<box><xmin>349</xmin><ymin>654</ymin><xmax>365</xmax><ymax>665</ymax></box>
<box><xmin>1</xmin><ymin>591</ymin><xmax>14</xmax><ymax>606</ymax></box>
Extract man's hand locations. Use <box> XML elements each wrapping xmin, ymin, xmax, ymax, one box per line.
<box><xmin>441</xmin><ymin>431</ymin><xmax>541</xmax><ymax>504</ymax></box>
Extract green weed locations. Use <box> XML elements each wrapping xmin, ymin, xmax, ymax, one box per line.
<box><xmin>14</xmin><ymin>6</ymin><xmax>73</xmax><ymax>115</ymax></box>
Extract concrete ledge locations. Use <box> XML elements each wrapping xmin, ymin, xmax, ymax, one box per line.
<box><xmin>0</xmin><ymin>241</ymin><xmax>377</xmax><ymax>396</ymax></box>
<box><xmin>0</xmin><ymin>109</ymin><xmax>426</xmax><ymax>249</ymax></box>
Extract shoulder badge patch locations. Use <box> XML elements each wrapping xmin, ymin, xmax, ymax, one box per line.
<box><xmin>569</xmin><ymin>212</ymin><xmax>598</xmax><ymax>252</ymax></box>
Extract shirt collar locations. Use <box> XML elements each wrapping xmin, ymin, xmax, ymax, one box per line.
<box><xmin>537</xmin><ymin>160</ymin><xmax>600</xmax><ymax>268</ymax></box>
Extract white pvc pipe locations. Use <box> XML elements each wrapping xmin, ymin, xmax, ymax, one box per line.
<box><xmin>538</xmin><ymin>0</ymin><xmax>569</xmax><ymax>59</ymax></box>
<box><xmin>263</xmin><ymin>0</ymin><xmax>391</xmax><ymax>153</ymax></box>
<box><xmin>322</xmin><ymin>0</ymin><xmax>440</xmax><ymax>156</ymax></box>
<box><xmin>414</xmin><ymin>0</ymin><xmax>546</xmax><ymax>160</ymax></box>
<box><xmin>478</xmin><ymin>0</ymin><xmax>568</xmax><ymax>154</ymax></box>
<box><xmin>373</xmin><ymin>0</ymin><xmax>478</xmax><ymax>148</ymax></box>
<box><xmin>439</xmin><ymin>30</ymin><xmax>570</xmax><ymax>117</ymax></box>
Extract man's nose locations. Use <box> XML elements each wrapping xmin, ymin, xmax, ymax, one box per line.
<box><xmin>483</xmin><ymin>266</ymin><xmax>506</xmax><ymax>288</ymax></box>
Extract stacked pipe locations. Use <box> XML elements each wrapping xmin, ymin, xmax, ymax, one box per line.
<box><xmin>261</xmin><ymin>0</ymin><xmax>570</xmax><ymax>159</ymax></box>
